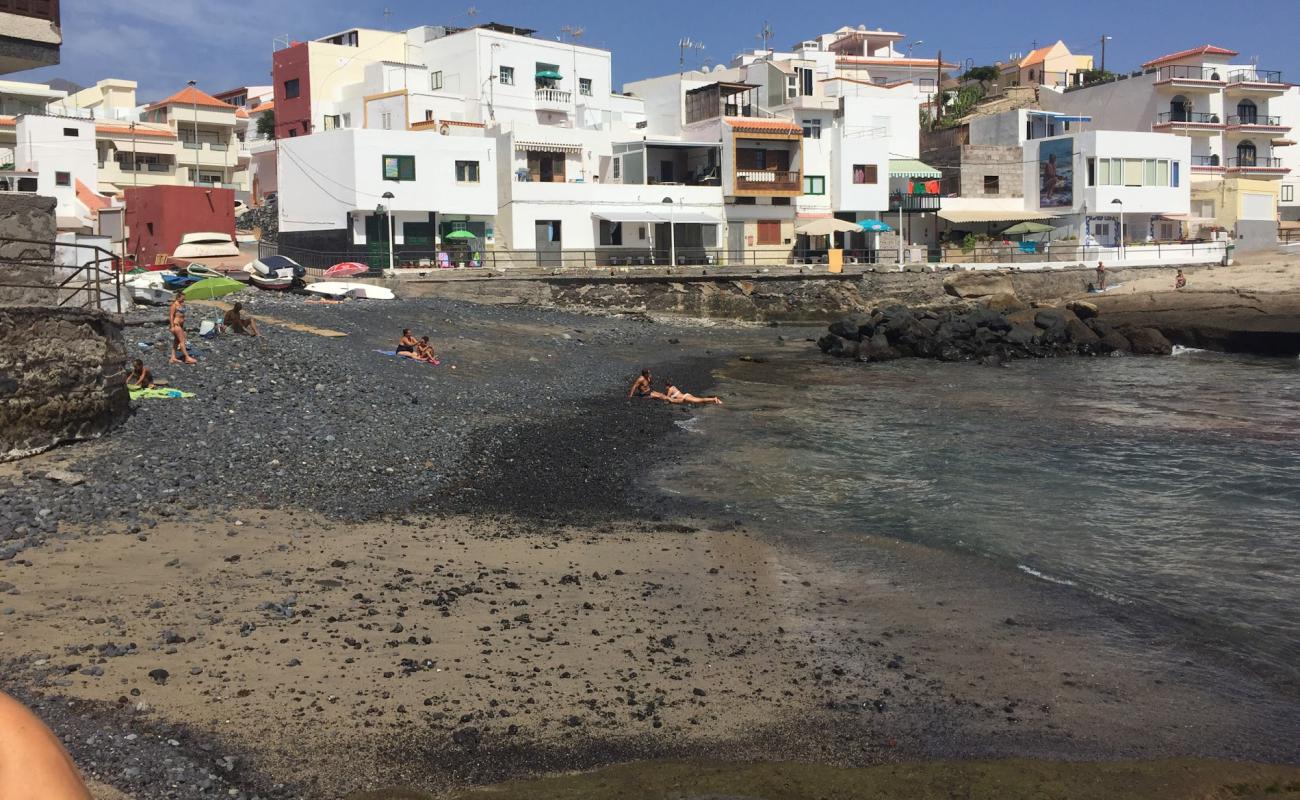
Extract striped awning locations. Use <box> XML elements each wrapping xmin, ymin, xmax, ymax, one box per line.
<box><xmin>515</xmin><ymin>140</ymin><xmax>583</xmax><ymax>154</ymax></box>
<box><xmin>890</xmin><ymin>159</ymin><xmax>942</xmax><ymax>179</ymax></box>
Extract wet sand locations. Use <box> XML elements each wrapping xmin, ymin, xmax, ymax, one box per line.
<box><xmin>3</xmin><ymin>509</ymin><xmax>1297</xmax><ymax>797</ymax></box>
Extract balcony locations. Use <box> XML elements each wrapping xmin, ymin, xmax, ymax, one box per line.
<box><xmin>1190</xmin><ymin>154</ymin><xmax>1225</xmax><ymax>172</ymax></box>
<box><xmin>535</xmin><ymin>88</ymin><xmax>572</xmax><ymax>110</ymax></box>
<box><xmin>1225</xmin><ymin>114</ymin><xmax>1288</xmax><ymax>132</ymax></box>
<box><xmin>1154</xmin><ymin>65</ymin><xmax>1226</xmax><ymax>90</ymax></box>
<box><xmin>1226</xmin><ymin>69</ymin><xmax>1287</xmax><ymax>94</ymax></box>
<box><xmin>0</xmin><ymin>0</ymin><xmax>61</xmax><ymax>74</ymax></box>
<box><xmin>1225</xmin><ymin>156</ymin><xmax>1289</xmax><ymax>176</ymax></box>
<box><xmin>1154</xmin><ymin>111</ymin><xmax>1224</xmax><ymax>133</ymax></box>
<box><xmin>889</xmin><ymin>192</ymin><xmax>942</xmax><ymax>213</ymax></box>
<box><xmin>734</xmin><ymin>169</ymin><xmax>801</xmax><ymax>195</ymax></box>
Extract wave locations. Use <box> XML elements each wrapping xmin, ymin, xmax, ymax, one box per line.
<box><xmin>1017</xmin><ymin>564</ymin><xmax>1077</xmax><ymax>587</ymax></box>
<box><xmin>1171</xmin><ymin>345</ymin><xmax>1211</xmax><ymax>356</ymax></box>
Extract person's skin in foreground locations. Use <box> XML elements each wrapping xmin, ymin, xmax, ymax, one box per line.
<box><xmin>663</xmin><ymin>380</ymin><xmax>723</xmax><ymax>406</ymax></box>
<box><xmin>0</xmin><ymin>690</ymin><xmax>93</xmax><ymax>800</ymax></box>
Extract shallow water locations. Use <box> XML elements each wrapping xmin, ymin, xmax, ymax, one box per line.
<box><xmin>659</xmin><ymin>349</ymin><xmax>1300</xmax><ymax>684</ymax></box>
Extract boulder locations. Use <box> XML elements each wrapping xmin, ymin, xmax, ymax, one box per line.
<box><xmin>1066</xmin><ymin>300</ymin><xmax>1100</xmax><ymax>320</ymax></box>
<box><xmin>942</xmin><ymin>271</ymin><xmax>1015</xmax><ymax>299</ymax></box>
<box><xmin>983</xmin><ymin>292</ymin><xmax>1028</xmax><ymax>313</ymax></box>
<box><xmin>1065</xmin><ymin>318</ymin><xmax>1102</xmax><ymax>349</ymax></box>
<box><xmin>968</xmin><ymin>308</ymin><xmax>1012</xmax><ymax>332</ymax></box>
<box><xmin>1033</xmin><ymin>309</ymin><xmax>1068</xmax><ymax>330</ymax></box>
<box><xmin>1098</xmin><ymin>330</ymin><xmax>1132</xmax><ymax>353</ymax></box>
<box><xmin>1127</xmin><ymin>328</ymin><xmax>1174</xmax><ymax>356</ymax></box>
<box><xmin>859</xmin><ymin>333</ymin><xmax>900</xmax><ymax>362</ymax></box>
<box><xmin>828</xmin><ymin>316</ymin><xmax>867</xmax><ymax>342</ymax></box>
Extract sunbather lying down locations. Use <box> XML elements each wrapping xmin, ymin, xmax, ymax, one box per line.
<box><xmin>663</xmin><ymin>380</ymin><xmax>722</xmax><ymax>406</ymax></box>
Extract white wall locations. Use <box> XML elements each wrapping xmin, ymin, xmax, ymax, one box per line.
<box><xmin>14</xmin><ymin>116</ymin><xmax>98</xmax><ymax>222</ymax></box>
<box><xmin>278</xmin><ymin>128</ymin><xmax>496</xmax><ymax>235</ymax></box>
<box><xmin>1024</xmin><ymin>131</ymin><xmax>1190</xmax><ymax>215</ymax></box>
<box><xmin>832</xmin><ymin>117</ymin><xmax>889</xmax><ymax>212</ymax></box>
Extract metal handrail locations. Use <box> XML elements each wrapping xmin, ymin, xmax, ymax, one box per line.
<box><xmin>0</xmin><ymin>236</ymin><xmax>124</xmax><ymax>313</ymax></box>
<box><xmin>1227</xmin><ymin>69</ymin><xmax>1283</xmax><ymax>85</ymax></box>
<box><xmin>1226</xmin><ymin>114</ymin><xmax>1283</xmax><ymax>127</ymax></box>
<box><xmin>1226</xmin><ymin>156</ymin><xmax>1284</xmax><ymax>168</ymax></box>
<box><xmin>1156</xmin><ymin>111</ymin><xmax>1222</xmax><ymax>125</ymax></box>
<box><xmin>1155</xmin><ymin>65</ymin><xmax>1224</xmax><ymax>82</ymax></box>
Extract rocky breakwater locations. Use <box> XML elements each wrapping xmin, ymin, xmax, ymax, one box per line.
<box><xmin>817</xmin><ymin>270</ymin><xmax>1173</xmax><ymax>364</ymax></box>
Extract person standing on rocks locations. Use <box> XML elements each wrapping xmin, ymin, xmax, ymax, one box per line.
<box><xmin>1175</xmin><ymin>269</ymin><xmax>1187</xmax><ymax>290</ymax></box>
<box><xmin>1095</xmin><ymin>262</ymin><xmax>1108</xmax><ymax>291</ymax></box>
<box><xmin>169</xmin><ymin>293</ymin><xmax>197</xmax><ymax>365</ymax></box>
<box><xmin>0</xmin><ymin>691</ymin><xmax>93</xmax><ymax>799</ymax></box>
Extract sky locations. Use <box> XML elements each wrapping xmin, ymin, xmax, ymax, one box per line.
<box><xmin>15</xmin><ymin>0</ymin><xmax>1300</xmax><ymax>101</ymax></box>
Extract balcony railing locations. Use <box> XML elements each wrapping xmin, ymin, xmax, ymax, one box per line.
<box><xmin>889</xmin><ymin>192</ymin><xmax>942</xmax><ymax>212</ymax></box>
<box><xmin>207</xmin><ymin>142</ymin><xmax>229</xmax><ymax>152</ymax></box>
<box><xmin>1227</xmin><ymin>69</ymin><xmax>1284</xmax><ymax>86</ymax></box>
<box><xmin>1226</xmin><ymin>114</ymin><xmax>1284</xmax><ymax>127</ymax></box>
<box><xmin>535</xmin><ymin>88</ymin><xmax>572</xmax><ymax>106</ymax></box>
<box><xmin>1226</xmin><ymin>156</ymin><xmax>1284</xmax><ymax>169</ymax></box>
<box><xmin>1190</xmin><ymin>155</ymin><xmax>1223</xmax><ymax>168</ymax></box>
<box><xmin>182</xmin><ymin>141</ymin><xmax>201</xmax><ymax>149</ymax></box>
<box><xmin>735</xmin><ymin>169</ymin><xmax>801</xmax><ymax>192</ymax></box>
<box><xmin>1155</xmin><ymin>65</ymin><xmax>1226</xmax><ymax>83</ymax></box>
<box><xmin>1155</xmin><ymin>111</ymin><xmax>1223</xmax><ymax>125</ymax></box>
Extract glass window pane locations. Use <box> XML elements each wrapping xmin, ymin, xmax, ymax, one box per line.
<box><xmin>1145</xmin><ymin>159</ymin><xmax>1158</xmax><ymax>186</ymax></box>
<box><xmin>1157</xmin><ymin>160</ymin><xmax>1170</xmax><ymax>186</ymax></box>
<box><xmin>1124</xmin><ymin>159</ymin><xmax>1143</xmax><ymax>186</ymax></box>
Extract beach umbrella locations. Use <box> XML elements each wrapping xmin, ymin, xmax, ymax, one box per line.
<box><xmin>1002</xmin><ymin>221</ymin><xmax>1054</xmax><ymax>236</ymax></box>
<box><xmin>324</xmin><ymin>261</ymin><xmax>368</xmax><ymax>278</ymax></box>
<box><xmin>444</xmin><ymin>229</ymin><xmax>478</xmax><ymax>240</ymax></box>
<box><xmin>183</xmin><ymin>277</ymin><xmax>246</xmax><ymax>301</ymax></box>
<box><xmin>795</xmin><ymin>218</ymin><xmax>863</xmax><ymax>236</ymax></box>
<box><xmin>858</xmin><ymin>219</ymin><xmax>894</xmax><ymax>233</ymax></box>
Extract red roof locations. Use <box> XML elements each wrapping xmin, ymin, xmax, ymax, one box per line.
<box><xmin>0</xmin><ymin>116</ymin><xmax>13</xmax><ymax>127</ymax></box>
<box><xmin>1142</xmin><ymin>45</ymin><xmax>1238</xmax><ymax>69</ymax></box>
<box><xmin>726</xmin><ymin>117</ymin><xmax>802</xmax><ymax>135</ymax></box>
<box><xmin>147</xmin><ymin>85</ymin><xmax>236</xmax><ymax>111</ymax></box>
<box><xmin>76</xmin><ymin>179</ymin><xmax>112</xmax><ymax>214</ymax></box>
<box><xmin>250</xmin><ymin>101</ymin><xmax>274</xmax><ymax>114</ymax></box>
<box><xmin>837</xmin><ymin>55</ymin><xmax>960</xmax><ymax>69</ymax></box>
<box><xmin>235</xmin><ymin>107</ymin><xmax>249</xmax><ymax>119</ymax></box>
<box><xmin>95</xmin><ymin>123</ymin><xmax>176</xmax><ymax>139</ymax></box>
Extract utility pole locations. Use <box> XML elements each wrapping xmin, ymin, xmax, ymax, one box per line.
<box><xmin>934</xmin><ymin>49</ymin><xmax>943</xmax><ymax>129</ymax></box>
<box><xmin>187</xmin><ymin>79</ymin><xmax>199</xmax><ymax>187</ymax></box>
<box><xmin>130</xmin><ymin>121</ymin><xmax>138</xmax><ymax>188</ymax></box>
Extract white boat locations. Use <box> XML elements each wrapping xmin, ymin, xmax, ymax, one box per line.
<box><xmin>305</xmin><ymin>281</ymin><xmax>395</xmax><ymax>300</ymax></box>
<box><xmin>245</xmin><ymin>255</ymin><xmax>304</xmax><ymax>278</ymax></box>
<box><xmin>173</xmin><ymin>232</ymin><xmax>240</xmax><ymax>259</ymax></box>
<box><xmin>125</xmin><ymin>273</ymin><xmax>173</xmax><ymax>305</ymax></box>
<box><xmin>250</xmin><ymin>273</ymin><xmax>293</xmax><ymax>291</ymax></box>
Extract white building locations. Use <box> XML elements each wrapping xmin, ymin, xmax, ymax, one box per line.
<box><xmin>8</xmin><ymin>115</ymin><xmax>105</xmax><ymax>230</ymax></box>
<box><xmin>1039</xmin><ymin>44</ymin><xmax>1292</xmax><ymax>249</ymax></box>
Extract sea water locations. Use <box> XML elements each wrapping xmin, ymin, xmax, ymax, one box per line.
<box><xmin>659</xmin><ymin>349</ymin><xmax>1300</xmax><ymax>685</ymax></box>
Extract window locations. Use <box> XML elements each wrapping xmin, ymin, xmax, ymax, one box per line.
<box><xmin>983</xmin><ymin>175</ymin><xmax>1000</xmax><ymax>194</ymax></box>
<box><xmin>55</xmin><ymin>171</ymin><xmax>70</xmax><ymax>186</ymax></box>
<box><xmin>797</xmin><ymin>67</ymin><xmax>814</xmax><ymax>96</ymax></box>
<box><xmin>852</xmin><ymin>164</ymin><xmax>877</xmax><ymax>184</ymax></box>
<box><xmin>599</xmin><ymin>220</ymin><xmax>622</xmax><ymax>245</ymax></box>
<box><xmin>757</xmin><ymin>220</ymin><xmax>781</xmax><ymax>244</ymax></box>
<box><xmin>1145</xmin><ymin>159</ymin><xmax>1158</xmax><ymax>186</ymax></box>
<box><xmin>1087</xmin><ymin>158</ymin><xmax>1096</xmax><ymax>187</ymax></box>
<box><xmin>499</xmin><ymin>66</ymin><xmax>514</xmax><ymax>85</ymax></box>
<box><xmin>786</xmin><ymin>74</ymin><xmax>798</xmax><ymax>100</ymax></box>
<box><xmin>381</xmin><ymin>112</ymin><xmax>392</xmax><ymax>130</ymax></box>
<box><xmin>1157</xmin><ymin>159</ymin><xmax>1170</xmax><ymax>186</ymax></box>
<box><xmin>919</xmin><ymin>78</ymin><xmax>936</xmax><ymax>91</ymax></box>
<box><xmin>801</xmin><ymin>118</ymin><xmax>821</xmax><ymax>139</ymax></box>
<box><xmin>341</xmin><ymin>113</ymin><xmax>352</xmax><ymax>128</ymax></box>
<box><xmin>1097</xmin><ymin>158</ymin><xmax>1112</xmax><ymax>185</ymax></box>
<box><xmin>803</xmin><ymin>175</ymin><xmax>825</xmax><ymax>195</ymax></box>
<box><xmin>284</xmin><ymin>78</ymin><xmax>300</xmax><ymax>99</ymax></box>
<box><xmin>430</xmin><ymin>71</ymin><xmax>443</xmax><ymax>91</ymax></box>
<box><xmin>425</xmin><ymin>110</ymin><xmax>435</xmax><ymax>122</ymax></box>
<box><xmin>1196</xmin><ymin>200</ymin><xmax>1215</xmax><ymax>218</ymax></box>
<box><xmin>1172</xmin><ymin>161</ymin><xmax>1180</xmax><ymax>187</ymax></box>
<box><xmin>323</xmin><ymin>115</ymin><xmax>340</xmax><ymax>130</ymax></box>
<box><xmin>1283</xmin><ymin>185</ymin><xmax>1295</xmax><ymax>203</ymax></box>
<box><xmin>771</xmin><ymin>197</ymin><xmax>791</xmax><ymax>206</ymax></box>
<box><xmin>579</xmin><ymin>78</ymin><xmax>593</xmax><ymax>96</ymax></box>
<box><xmin>734</xmin><ymin>196</ymin><xmax>757</xmax><ymax>205</ymax></box>
<box><xmin>382</xmin><ymin>155</ymin><xmax>416</xmax><ymax>181</ymax></box>
<box><xmin>612</xmin><ymin>158</ymin><xmax>621</xmax><ymax>180</ymax></box>
<box><xmin>63</xmin><ymin>127</ymin><xmax>78</xmax><ymax>137</ymax></box>
<box><xmin>455</xmin><ymin>160</ymin><xmax>480</xmax><ymax>183</ymax></box>
<box><xmin>1123</xmin><ymin>158</ymin><xmax>1143</xmax><ymax>186</ymax></box>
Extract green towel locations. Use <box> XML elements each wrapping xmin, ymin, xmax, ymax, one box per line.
<box><xmin>130</xmin><ymin>387</ymin><xmax>195</xmax><ymax>400</ymax></box>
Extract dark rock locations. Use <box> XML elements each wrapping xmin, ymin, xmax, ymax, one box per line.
<box><xmin>1066</xmin><ymin>300</ymin><xmax>1100</xmax><ymax>320</ymax></box>
<box><xmin>451</xmin><ymin>727</ymin><xmax>481</xmax><ymax>750</ymax></box>
<box><xmin>147</xmin><ymin>668</ymin><xmax>169</xmax><ymax>685</ymax></box>
<box><xmin>1127</xmin><ymin>328</ymin><xmax>1174</xmax><ymax>356</ymax></box>
<box><xmin>1097</xmin><ymin>330</ymin><xmax>1132</xmax><ymax>354</ymax></box>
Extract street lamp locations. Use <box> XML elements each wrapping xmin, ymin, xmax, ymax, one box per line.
<box><xmin>1111</xmin><ymin>198</ymin><xmax>1125</xmax><ymax>260</ymax></box>
<box><xmin>380</xmin><ymin>191</ymin><xmax>396</xmax><ymax>275</ymax></box>
<box><xmin>662</xmin><ymin>196</ymin><xmax>676</xmax><ymax>267</ymax></box>
<box><xmin>906</xmin><ymin>40</ymin><xmax>925</xmax><ymax>86</ymax></box>
<box><xmin>188</xmin><ymin>79</ymin><xmax>200</xmax><ymax>187</ymax></box>
<box><xmin>1100</xmin><ymin>35</ymin><xmax>1112</xmax><ymax>75</ymax></box>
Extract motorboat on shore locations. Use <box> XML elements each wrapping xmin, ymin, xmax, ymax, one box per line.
<box><xmin>172</xmin><ymin>232</ymin><xmax>240</xmax><ymax>260</ymax></box>
<box><xmin>304</xmin><ymin>281</ymin><xmax>395</xmax><ymax>300</ymax></box>
<box><xmin>245</xmin><ymin>255</ymin><xmax>304</xmax><ymax>291</ymax></box>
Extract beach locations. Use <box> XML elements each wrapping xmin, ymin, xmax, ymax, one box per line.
<box><xmin>2</xmin><ymin>286</ymin><xmax>1299</xmax><ymax>799</ymax></box>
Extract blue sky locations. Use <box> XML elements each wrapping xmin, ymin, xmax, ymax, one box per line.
<box><xmin>16</xmin><ymin>0</ymin><xmax>1300</xmax><ymax>101</ymax></box>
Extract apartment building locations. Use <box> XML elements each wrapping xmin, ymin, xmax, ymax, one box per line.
<box><xmin>139</xmin><ymin>85</ymin><xmax>242</xmax><ymax>192</ymax></box>
<box><xmin>999</xmin><ymin>41</ymin><xmax>1093</xmax><ymax>91</ymax></box>
<box><xmin>1039</xmin><ymin>44</ymin><xmax>1293</xmax><ymax>249</ymax></box>
<box><xmin>0</xmin><ymin>0</ymin><xmax>60</xmax><ymax>76</ymax></box>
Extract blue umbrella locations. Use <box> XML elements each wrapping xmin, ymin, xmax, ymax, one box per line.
<box><xmin>858</xmin><ymin>219</ymin><xmax>894</xmax><ymax>233</ymax></box>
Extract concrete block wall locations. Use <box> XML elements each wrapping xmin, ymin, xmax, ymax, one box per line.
<box><xmin>959</xmin><ymin>145</ymin><xmax>1023</xmax><ymax>198</ymax></box>
<box><xmin>0</xmin><ymin>306</ymin><xmax>129</xmax><ymax>459</ymax></box>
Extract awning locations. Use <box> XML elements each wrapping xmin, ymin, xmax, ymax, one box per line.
<box><xmin>1158</xmin><ymin>214</ymin><xmax>1215</xmax><ymax>223</ymax></box>
<box><xmin>593</xmin><ymin>211</ymin><xmax>664</xmax><ymax>223</ymax></box>
<box><xmin>937</xmin><ymin>209</ymin><xmax>1057</xmax><ymax>223</ymax></box>
<box><xmin>111</xmin><ymin>138</ymin><xmax>174</xmax><ymax>155</ymax></box>
<box><xmin>515</xmin><ymin>140</ymin><xmax>583</xmax><ymax>154</ymax></box>
<box><xmin>890</xmin><ymin>159</ymin><xmax>942</xmax><ymax>179</ymax></box>
<box><xmin>1272</xmin><ymin>138</ymin><xmax>1296</xmax><ymax>147</ymax></box>
<box><xmin>592</xmin><ymin>210</ymin><xmax>723</xmax><ymax>224</ymax></box>
<box><xmin>666</xmin><ymin>211</ymin><xmax>723</xmax><ymax>224</ymax></box>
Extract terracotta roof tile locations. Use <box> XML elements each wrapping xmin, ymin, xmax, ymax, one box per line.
<box><xmin>1142</xmin><ymin>45</ymin><xmax>1238</xmax><ymax>69</ymax></box>
<box><xmin>725</xmin><ymin>117</ymin><xmax>802</xmax><ymax>133</ymax></box>
<box><xmin>95</xmin><ymin>124</ymin><xmax>176</xmax><ymax>139</ymax></box>
<box><xmin>148</xmin><ymin>85</ymin><xmax>236</xmax><ymax>111</ymax></box>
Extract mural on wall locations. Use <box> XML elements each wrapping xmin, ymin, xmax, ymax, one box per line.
<box><xmin>1039</xmin><ymin>138</ymin><xmax>1074</xmax><ymax>208</ymax></box>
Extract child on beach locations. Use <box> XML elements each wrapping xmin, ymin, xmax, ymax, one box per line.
<box><xmin>414</xmin><ymin>336</ymin><xmax>440</xmax><ymax>364</ymax></box>
<box><xmin>126</xmin><ymin>359</ymin><xmax>153</xmax><ymax>390</ymax></box>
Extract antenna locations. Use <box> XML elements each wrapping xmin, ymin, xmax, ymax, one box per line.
<box><xmin>561</xmin><ymin>25</ymin><xmax>586</xmax><ymax>42</ymax></box>
<box><xmin>756</xmin><ymin>21</ymin><xmax>773</xmax><ymax>53</ymax></box>
<box><xmin>678</xmin><ymin>37</ymin><xmax>706</xmax><ymax>71</ymax></box>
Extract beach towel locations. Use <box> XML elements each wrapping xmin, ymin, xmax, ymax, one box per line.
<box><xmin>130</xmin><ymin>387</ymin><xmax>195</xmax><ymax>400</ymax></box>
<box><xmin>375</xmin><ymin>350</ymin><xmax>440</xmax><ymax>366</ymax></box>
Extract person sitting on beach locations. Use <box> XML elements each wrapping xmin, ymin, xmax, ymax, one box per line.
<box><xmin>396</xmin><ymin>329</ymin><xmax>420</xmax><ymax>359</ymax></box>
<box><xmin>1175</xmin><ymin>269</ymin><xmax>1187</xmax><ymax>290</ymax></box>
<box><xmin>663</xmin><ymin>380</ymin><xmax>723</xmax><ymax>406</ymax></box>
<box><xmin>126</xmin><ymin>359</ymin><xmax>153</xmax><ymax>390</ymax></box>
<box><xmin>414</xmin><ymin>336</ymin><xmax>439</xmax><ymax>364</ymax></box>
<box><xmin>1095</xmin><ymin>261</ymin><xmax>1108</xmax><ymax>291</ymax></box>
<box><xmin>0</xmin><ymin>690</ymin><xmax>94</xmax><ymax>800</ymax></box>
<box><xmin>169</xmin><ymin>294</ymin><xmax>197</xmax><ymax>365</ymax></box>
<box><xmin>628</xmin><ymin>369</ymin><xmax>662</xmax><ymax>399</ymax></box>
<box><xmin>221</xmin><ymin>302</ymin><xmax>260</xmax><ymax>337</ymax></box>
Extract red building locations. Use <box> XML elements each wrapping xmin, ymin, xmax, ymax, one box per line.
<box><xmin>271</xmin><ymin>41</ymin><xmax>312</xmax><ymax>139</ymax></box>
<box><xmin>125</xmin><ymin>185</ymin><xmax>236</xmax><ymax>266</ymax></box>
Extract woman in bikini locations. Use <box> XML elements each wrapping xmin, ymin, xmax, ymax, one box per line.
<box><xmin>663</xmin><ymin>379</ymin><xmax>722</xmax><ymax>406</ymax></box>
<box><xmin>396</xmin><ymin>329</ymin><xmax>420</xmax><ymax>359</ymax></box>
<box><xmin>169</xmin><ymin>294</ymin><xmax>197</xmax><ymax>365</ymax></box>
